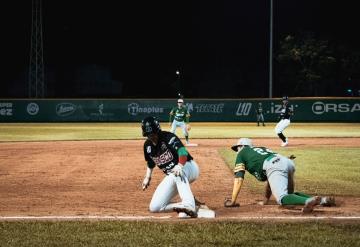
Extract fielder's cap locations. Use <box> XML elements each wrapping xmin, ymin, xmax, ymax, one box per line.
<box><xmin>231</xmin><ymin>138</ymin><xmax>253</xmax><ymax>151</ymax></box>
<box><xmin>282</xmin><ymin>96</ymin><xmax>289</xmax><ymax>101</ymax></box>
<box><xmin>177</xmin><ymin>99</ymin><xmax>184</xmax><ymax>103</ymax></box>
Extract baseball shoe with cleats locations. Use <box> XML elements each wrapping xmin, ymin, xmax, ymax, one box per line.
<box><xmin>173</xmin><ymin>205</ymin><xmax>198</xmax><ymax>218</ymax></box>
<box><xmin>178</xmin><ymin>212</ymin><xmax>191</xmax><ymax>219</ymax></box>
<box><xmin>281</xmin><ymin>138</ymin><xmax>288</xmax><ymax>147</ymax></box>
<box><xmin>320</xmin><ymin>196</ymin><xmax>336</xmax><ymax>207</ymax></box>
<box><xmin>302</xmin><ymin>196</ymin><xmax>321</xmax><ymax>213</ymax></box>
<box><xmin>194</xmin><ymin>197</ymin><xmax>205</xmax><ymax>206</ymax></box>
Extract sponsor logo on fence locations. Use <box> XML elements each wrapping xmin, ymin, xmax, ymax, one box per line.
<box><xmin>267</xmin><ymin>103</ymin><xmax>297</xmax><ymax>114</ymax></box>
<box><xmin>186</xmin><ymin>103</ymin><xmax>224</xmax><ymax>113</ymax></box>
<box><xmin>56</xmin><ymin>103</ymin><xmax>77</xmax><ymax>116</ymax></box>
<box><xmin>128</xmin><ymin>103</ymin><xmax>164</xmax><ymax>116</ymax></box>
<box><xmin>236</xmin><ymin>102</ymin><xmax>252</xmax><ymax>116</ymax></box>
<box><xmin>27</xmin><ymin>103</ymin><xmax>39</xmax><ymax>115</ymax></box>
<box><xmin>90</xmin><ymin>103</ymin><xmax>114</xmax><ymax>117</ymax></box>
<box><xmin>312</xmin><ymin>101</ymin><xmax>360</xmax><ymax>115</ymax></box>
<box><xmin>0</xmin><ymin>102</ymin><xmax>13</xmax><ymax>116</ymax></box>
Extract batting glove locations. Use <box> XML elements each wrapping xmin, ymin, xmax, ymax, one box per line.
<box><xmin>171</xmin><ymin>164</ymin><xmax>184</xmax><ymax>179</ymax></box>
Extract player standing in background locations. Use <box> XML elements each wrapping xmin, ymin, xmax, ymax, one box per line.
<box><xmin>224</xmin><ymin>138</ymin><xmax>335</xmax><ymax>213</ymax></box>
<box><xmin>169</xmin><ymin>98</ymin><xmax>191</xmax><ymax>144</ymax></box>
<box><xmin>275</xmin><ymin>96</ymin><xmax>293</xmax><ymax>147</ymax></box>
<box><xmin>141</xmin><ymin>116</ymin><xmax>199</xmax><ymax>218</ymax></box>
<box><xmin>256</xmin><ymin>102</ymin><xmax>265</xmax><ymax>126</ymax></box>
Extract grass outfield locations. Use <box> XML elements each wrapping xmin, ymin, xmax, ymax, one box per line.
<box><xmin>0</xmin><ymin>221</ymin><xmax>359</xmax><ymax>247</ymax></box>
<box><xmin>0</xmin><ymin>122</ymin><xmax>359</xmax><ymax>246</ymax></box>
<box><xmin>0</xmin><ymin>122</ymin><xmax>360</xmax><ymax>141</ymax></box>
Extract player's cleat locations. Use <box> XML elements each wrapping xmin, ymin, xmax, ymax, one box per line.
<box><xmin>281</xmin><ymin>138</ymin><xmax>288</xmax><ymax>147</ymax></box>
<box><xmin>302</xmin><ymin>196</ymin><xmax>321</xmax><ymax>213</ymax></box>
<box><xmin>173</xmin><ymin>205</ymin><xmax>198</xmax><ymax>218</ymax></box>
<box><xmin>178</xmin><ymin>212</ymin><xmax>191</xmax><ymax>219</ymax></box>
<box><xmin>320</xmin><ymin>196</ymin><xmax>336</xmax><ymax>207</ymax></box>
<box><xmin>194</xmin><ymin>197</ymin><xmax>205</xmax><ymax>206</ymax></box>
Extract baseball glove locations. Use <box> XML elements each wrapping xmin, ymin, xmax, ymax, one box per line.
<box><xmin>224</xmin><ymin>198</ymin><xmax>240</xmax><ymax>207</ymax></box>
<box><xmin>288</xmin><ymin>154</ymin><xmax>296</xmax><ymax>160</ymax></box>
<box><xmin>186</xmin><ymin>124</ymin><xmax>191</xmax><ymax>131</ymax></box>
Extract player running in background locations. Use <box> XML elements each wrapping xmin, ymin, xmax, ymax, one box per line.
<box><xmin>275</xmin><ymin>96</ymin><xmax>293</xmax><ymax>147</ymax></box>
<box><xmin>224</xmin><ymin>138</ymin><xmax>335</xmax><ymax>213</ymax></box>
<box><xmin>169</xmin><ymin>98</ymin><xmax>191</xmax><ymax>144</ymax></box>
<box><xmin>141</xmin><ymin>116</ymin><xmax>199</xmax><ymax>218</ymax></box>
<box><xmin>256</xmin><ymin>102</ymin><xmax>265</xmax><ymax>126</ymax></box>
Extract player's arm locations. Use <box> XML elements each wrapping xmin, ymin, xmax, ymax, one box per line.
<box><xmin>231</xmin><ymin>165</ymin><xmax>245</xmax><ymax>204</ymax></box>
<box><xmin>142</xmin><ymin>144</ymin><xmax>155</xmax><ymax>190</ymax></box>
<box><xmin>169</xmin><ymin>108</ymin><xmax>175</xmax><ymax>123</ymax></box>
<box><xmin>185</xmin><ymin>108</ymin><xmax>190</xmax><ymax>123</ymax></box>
<box><xmin>258</xmin><ymin>180</ymin><xmax>272</xmax><ymax>205</ymax></box>
<box><xmin>167</xmin><ymin>134</ymin><xmax>188</xmax><ymax>179</ymax></box>
<box><xmin>177</xmin><ymin>146</ymin><xmax>188</xmax><ymax>166</ymax></box>
<box><xmin>142</xmin><ymin>160</ymin><xmax>155</xmax><ymax>190</ymax></box>
<box><xmin>225</xmin><ymin>163</ymin><xmax>245</xmax><ymax>207</ymax></box>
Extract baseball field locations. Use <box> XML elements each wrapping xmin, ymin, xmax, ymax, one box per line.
<box><xmin>0</xmin><ymin>122</ymin><xmax>359</xmax><ymax>246</ymax></box>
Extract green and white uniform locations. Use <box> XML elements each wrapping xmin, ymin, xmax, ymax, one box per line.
<box><xmin>169</xmin><ymin>106</ymin><xmax>190</xmax><ymax>143</ymax></box>
<box><xmin>234</xmin><ymin>146</ymin><xmax>309</xmax><ymax>205</ymax></box>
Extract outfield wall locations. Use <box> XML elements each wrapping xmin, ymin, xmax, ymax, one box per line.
<box><xmin>0</xmin><ymin>98</ymin><xmax>359</xmax><ymax>122</ymax></box>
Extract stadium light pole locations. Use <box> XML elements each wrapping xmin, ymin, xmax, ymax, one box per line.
<box><xmin>269</xmin><ymin>0</ymin><xmax>273</xmax><ymax>98</ymax></box>
<box><xmin>175</xmin><ymin>70</ymin><xmax>181</xmax><ymax>95</ymax></box>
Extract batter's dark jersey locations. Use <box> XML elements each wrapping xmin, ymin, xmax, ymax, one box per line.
<box><xmin>143</xmin><ymin>131</ymin><xmax>193</xmax><ymax>175</ymax></box>
<box><xmin>279</xmin><ymin>104</ymin><xmax>293</xmax><ymax>120</ymax></box>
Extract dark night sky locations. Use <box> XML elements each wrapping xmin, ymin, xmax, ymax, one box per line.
<box><xmin>2</xmin><ymin>1</ymin><xmax>360</xmax><ymax>98</ymax></box>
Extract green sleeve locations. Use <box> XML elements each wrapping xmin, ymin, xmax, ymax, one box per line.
<box><xmin>177</xmin><ymin>147</ymin><xmax>188</xmax><ymax>156</ymax></box>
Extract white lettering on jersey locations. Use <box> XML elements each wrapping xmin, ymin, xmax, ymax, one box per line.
<box><xmin>151</xmin><ymin>150</ymin><xmax>174</xmax><ymax>165</ymax></box>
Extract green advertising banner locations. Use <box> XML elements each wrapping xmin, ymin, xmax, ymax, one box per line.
<box><xmin>0</xmin><ymin>98</ymin><xmax>359</xmax><ymax>122</ymax></box>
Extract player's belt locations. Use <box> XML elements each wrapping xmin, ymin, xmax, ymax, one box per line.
<box><xmin>265</xmin><ymin>154</ymin><xmax>276</xmax><ymax>161</ymax></box>
<box><xmin>265</xmin><ymin>155</ymin><xmax>281</xmax><ymax>164</ymax></box>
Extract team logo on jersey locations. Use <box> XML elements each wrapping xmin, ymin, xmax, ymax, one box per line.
<box><xmin>161</xmin><ymin>143</ymin><xmax>167</xmax><ymax>151</ymax></box>
<box><xmin>151</xmin><ymin>150</ymin><xmax>174</xmax><ymax>165</ymax></box>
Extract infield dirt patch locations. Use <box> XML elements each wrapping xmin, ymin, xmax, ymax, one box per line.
<box><xmin>0</xmin><ymin>138</ymin><xmax>359</xmax><ymax>219</ymax></box>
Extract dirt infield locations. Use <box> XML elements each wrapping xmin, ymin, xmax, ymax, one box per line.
<box><xmin>0</xmin><ymin>138</ymin><xmax>360</xmax><ymax>219</ymax></box>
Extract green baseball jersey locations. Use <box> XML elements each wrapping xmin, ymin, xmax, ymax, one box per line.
<box><xmin>234</xmin><ymin>146</ymin><xmax>276</xmax><ymax>181</ymax></box>
<box><xmin>169</xmin><ymin>106</ymin><xmax>190</xmax><ymax>123</ymax></box>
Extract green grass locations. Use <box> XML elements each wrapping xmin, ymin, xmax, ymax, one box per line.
<box><xmin>1</xmin><ymin>122</ymin><xmax>360</xmax><ymax>141</ymax></box>
<box><xmin>220</xmin><ymin>147</ymin><xmax>360</xmax><ymax>196</ymax></box>
<box><xmin>0</xmin><ymin>221</ymin><xmax>359</xmax><ymax>247</ymax></box>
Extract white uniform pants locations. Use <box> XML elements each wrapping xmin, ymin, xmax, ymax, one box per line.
<box><xmin>149</xmin><ymin>160</ymin><xmax>199</xmax><ymax>212</ymax></box>
<box><xmin>263</xmin><ymin>155</ymin><xmax>295</xmax><ymax>205</ymax></box>
<box><xmin>275</xmin><ymin>119</ymin><xmax>290</xmax><ymax>134</ymax></box>
<box><xmin>170</xmin><ymin>120</ymin><xmax>188</xmax><ymax>137</ymax></box>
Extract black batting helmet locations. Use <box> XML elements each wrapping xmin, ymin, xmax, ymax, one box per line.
<box><xmin>141</xmin><ymin>116</ymin><xmax>161</xmax><ymax>137</ymax></box>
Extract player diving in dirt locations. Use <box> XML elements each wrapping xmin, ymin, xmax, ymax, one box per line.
<box><xmin>224</xmin><ymin>138</ymin><xmax>336</xmax><ymax>213</ymax></box>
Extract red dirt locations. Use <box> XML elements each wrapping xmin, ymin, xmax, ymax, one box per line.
<box><xmin>0</xmin><ymin>138</ymin><xmax>359</xmax><ymax>219</ymax></box>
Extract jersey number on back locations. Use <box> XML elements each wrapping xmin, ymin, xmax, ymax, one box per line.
<box><xmin>253</xmin><ymin>147</ymin><xmax>274</xmax><ymax>155</ymax></box>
